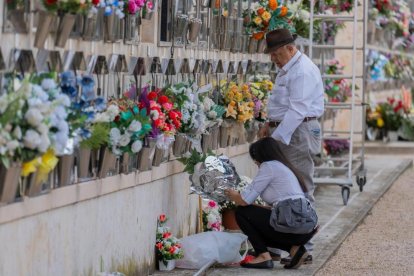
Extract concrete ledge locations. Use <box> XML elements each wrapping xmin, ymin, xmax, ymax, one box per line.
<box><xmin>355</xmin><ymin>141</ymin><xmax>414</xmax><ymax>155</ymax></box>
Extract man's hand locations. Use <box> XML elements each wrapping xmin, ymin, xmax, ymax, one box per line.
<box><xmin>257</xmin><ymin>123</ymin><xmax>270</xmax><ymax>138</ymax></box>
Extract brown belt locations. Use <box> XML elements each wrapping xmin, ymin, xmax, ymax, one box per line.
<box><xmin>268</xmin><ymin>117</ymin><xmax>317</xmax><ymax>128</ymax></box>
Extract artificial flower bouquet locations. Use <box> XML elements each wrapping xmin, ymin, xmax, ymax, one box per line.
<box><xmin>138</xmin><ymin>86</ymin><xmax>181</xmax><ymax>150</ymax></box>
<box><xmin>249</xmin><ymin>78</ymin><xmax>272</xmax><ymax>122</ymax></box>
<box><xmin>220</xmin><ymin>80</ymin><xmax>254</xmax><ymax>124</ymax></box>
<box><xmin>42</xmin><ymin>0</ymin><xmax>94</xmax><ymax>15</ymax></box>
<box><xmin>202</xmin><ymin>200</ymin><xmax>222</xmax><ymax>232</ymax></box>
<box><xmin>243</xmin><ymin>0</ymin><xmax>293</xmax><ymax>40</ymax></box>
<box><xmin>323</xmin><ymin>139</ymin><xmax>350</xmax><ymax>156</ymax></box>
<box><xmin>324</xmin><ymin>59</ymin><xmax>353</xmax><ymax>102</ymax></box>
<box><xmin>0</xmin><ymin>73</ymin><xmax>71</xmax><ymax>186</ymax></box>
<box><xmin>377</xmin><ymin>97</ymin><xmax>409</xmax><ymax>131</ymax></box>
<box><xmin>155</xmin><ymin>214</ymin><xmax>184</xmax><ymax>270</ymax></box>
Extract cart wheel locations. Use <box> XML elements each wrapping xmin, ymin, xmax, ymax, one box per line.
<box><xmin>356</xmin><ymin>175</ymin><xmax>366</xmax><ymax>192</ymax></box>
<box><xmin>342</xmin><ymin>187</ymin><xmax>350</xmax><ymax>205</ymax></box>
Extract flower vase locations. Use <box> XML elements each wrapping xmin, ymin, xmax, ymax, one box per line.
<box><xmin>120</xmin><ymin>152</ymin><xmax>136</xmax><ymax>174</ymax></box>
<box><xmin>211</xmin><ymin>125</ymin><xmax>220</xmax><ymax>150</ymax></box>
<box><xmin>25</xmin><ymin>172</ymin><xmax>50</xmax><ymax>197</ymax></box>
<box><xmin>366</xmin><ymin>127</ymin><xmax>379</xmax><ymax>141</ymax></box>
<box><xmin>0</xmin><ymin>162</ymin><xmax>22</xmax><ymax>204</ymax></box>
<box><xmin>124</xmin><ymin>13</ymin><xmax>139</xmax><ymax>43</ymax></box>
<box><xmin>248</xmin><ymin>37</ymin><xmax>258</xmax><ymax>54</ymax></box>
<box><xmin>55</xmin><ymin>13</ymin><xmax>76</xmax><ymax>47</ymax></box>
<box><xmin>7</xmin><ymin>9</ymin><xmax>29</xmax><ymax>33</ymax></box>
<box><xmin>158</xmin><ymin>260</ymin><xmax>175</xmax><ymax>271</ymax></box>
<box><xmin>77</xmin><ymin>147</ymin><xmax>92</xmax><ymax>181</ymax></box>
<box><xmin>187</xmin><ymin>19</ymin><xmax>202</xmax><ymax>43</ymax></box>
<box><xmin>83</xmin><ymin>8</ymin><xmax>104</xmax><ymax>41</ymax></box>
<box><xmin>98</xmin><ymin>147</ymin><xmax>118</xmax><ymax>178</ymax></box>
<box><xmin>388</xmin><ymin>130</ymin><xmax>399</xmax><ymax>142</ymax></box>
<box><xmin>219</xmin><ymin>121</ymin><xmax>232</xmax><ymax>148</ymax></box>
<box><xmin>221</xmin><ymin>209</ymin><xmax>240</xmax><ymax>230</ymax></box>
<box><xmin>70</xmin><ymin>13</ymin><xmax>84</xmax><ymax>38</ymax></box>
<box><xmin>153</xmin><ymin>145</ymin><xmax>171</xmax><ymax>167</ymax></box>
<box><xmin>57</xmin><ymin>154</ymin><xmax>75</xmax><ymax>187</ymax></box>
<box><xmin>201</xmin><ymin>132</ymin><xmax>213</xmax><ymax>153</ymax></box>
<box><xmin>256</xmin><ymin>39</ymin><xmax>266</xmax><ymax>53</ymax></box>
<box><xmin>104</xmin><ymin>9</ymin><xmax>124</xmax><ymax>43</ymax></box>
<box><xmin>173</xmin><ymin>133</ymin><xmax>188</xmax><ymax>157</ymax></box>
<box><xmin>34</xmin><ymin>10</ymin><xmax>57</xmax><ymax>48</ymax></box>
<box><xmin>137</xmin><ymin>137</ymin><xmax>156</xmax><ymax>171</ymax></box>
<box><xmin>246</xmin><ymin>129</ymin><xmax>256</xmax><ymax>143</ymax></box>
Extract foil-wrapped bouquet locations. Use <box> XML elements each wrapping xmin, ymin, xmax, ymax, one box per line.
<box><xmin>189</xmin><ymin>155</ymin><xmax>241</xmax><ymax>203</ymax></box>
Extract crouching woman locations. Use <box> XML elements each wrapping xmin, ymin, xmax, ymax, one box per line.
<box><xmin>225</xmin><ymin>137</ymin><xmax>318</xmax><ymax>270</ymax></box>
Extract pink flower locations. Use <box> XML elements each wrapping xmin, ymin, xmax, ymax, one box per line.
<box><xmin>128</xmin><ymin>1</ymin><xmax>138</xmax><ymax>14</ymax></box>
<box><xmin>162</xmin><ymin>102</ymin><xmax>173</xmax><ymax>111</ymax></box>
<box><xmin>208</xmin><ymin>200</ymin><xmax>217</xmax><ymax>208</ymax></box>
<box><xmin>135</xmin><ymin>0</ymin><xmax>145</xmax><ymax>7</ymax></box>
<box><xmin>146</xmin><ymin>0</ymin><xmax>154</xmax><ymax>10</ymax></box>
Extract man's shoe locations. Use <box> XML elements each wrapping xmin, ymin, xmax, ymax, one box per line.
<box><xmin>280</xmin><ymin>254</ymin><xmax>312</xmax><ymax>265</ymax></box>
<box><xmin>240</xmin><ymin>260</ymin><xmax>274</xmax><ymax>269</ymax></box>
<box><xmin>284</xmin><ymin>246</ymin><xmax>308</xmax><ymax>269</ymax></box>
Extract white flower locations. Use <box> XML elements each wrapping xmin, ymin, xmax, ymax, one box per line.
<box><xmin>55</xmin><ymin>94</ymin><xmax>71</xmax><ymax>107</ymax></box>
<box><xmin>131</xmin><ymin>140</ymin><xmax>143</xmax><ymax>153</ymax></box>
<box><xmin>37</xmin><ymin>123</ymin><xmax>49</xmax><ymax>135</ymax></box>
<box><xmin>128</xmin><ymin>120</ymin><xmax>142</xmax><ymax>133</ymax></box>
<box><xmin>94</xmin><ymin>113</ymin><xmax>110</xmax><ymax>123</ymax></box>
<box><xmin>208</xmin><ymin>110</ymin><xmax>217</xmax><ymax>119</ymax></box>
<box><xmin>207</xmin><ymin>213</ymin><xmax>217</xmax><ymax>224</ymax></box>
<box><xmin>41</xmin><ymin>79</ymin><xmax>57</xmax><ymax>91</ymax></box>
<box><xmin>119</xmin><ymin>134</ymin><xmax>131</xmax><ymax>147</ymax></box>
<box><xmin>6</xmin><ymin>140</ymin><xmax>19</xmax><ymax>152</ymax></box>
<box><xmin>23</xmin><ymin>130</ymin><xmax>41</xmax><ymax>150</ymax></box>
<box><xmin>32</xmin><ymin>85</ymin><xmax>49</xmax><ymax>101</ymax></box>
<box><xmin>38</xmin><ymin>134</ymin><xmax>50</xmax><ymax>152</ymax></box>
<box><xmin>13</xmin><ymin>126</ymin><xmax>22</xmax><ymax>139</ymax></box>
<box><xmin>107</xmin><ymin>105</ymin><xmax>120</xmax><ymax>121</ymax></box>
<box><xmin>150</xmin><ymin>109</ymin><xmax>159</xmax><ymax>120</ymax></box>
<box><xmin>110</xmin><ymin>128</ymin><xmax>121</xmax><ymax>144</ymax></box>
<box><xmin>28</xmin><ymin>97</ymin><xmax>42</xmax><ymax>107</ymax></box>
<box><xmin>25</xmin><ymin>108</ymin><xmax>44</xmax><ymax>127</ymax></box>
<box><xmin>111</xmin><ymin>146</ymin><xmax>121</xmax><ymax>156</ymax></box>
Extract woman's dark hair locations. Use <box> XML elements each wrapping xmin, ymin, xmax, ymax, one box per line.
<box><xmin>249</xmin><ymin>137</ymin><xmax>307</xmax><ymax>193</ymax></box>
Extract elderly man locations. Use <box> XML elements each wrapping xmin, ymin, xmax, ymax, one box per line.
<box><xmin>258</xmin><ymin>28</ymin><xmax>324</xmax><ymax>264</ymax></box>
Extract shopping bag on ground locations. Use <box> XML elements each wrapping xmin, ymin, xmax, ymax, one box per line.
<box><xmin>175</xmin><ymin>231</ymin><xmax>248</xmax><ymax>269</ymax></box>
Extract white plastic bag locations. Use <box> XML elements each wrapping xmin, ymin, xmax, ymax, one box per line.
<box><xmin>175</xmin><ymin>231</ymin><xmax>248</xmax><ymax>269</ymax></box>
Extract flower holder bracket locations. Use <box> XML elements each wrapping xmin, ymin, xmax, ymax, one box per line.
<box><xmin>9</xmin><ymin>49</ymin><xmax>36</xmax><ymax>74</ymax></box>
<box><xmin>36</xmin><ymin>50</ymin><xmax>63</xmax><ymax>72</ymax></box>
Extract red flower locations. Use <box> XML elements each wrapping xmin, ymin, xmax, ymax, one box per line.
<box><xmin>163</xmin><ymin>232</ymin><xmax>172</xmax><ymax>239</ymax></box>
<box><xmin>169</xmin><ymin>247</ymin><xmax>175</xmax><ymax>254</ymax></box>
<box><xmin>154</xmin><ymin>119</ymin><xmax>163</xmax><ymax>128</ymax></box>
<box><xmin>92</xmin><ymin>0</ymin><xmax>100</xmax><ymax>5</ymax></box>
<box><xmin>159</xmin><ymin>214</ymin><xmax>166</xmax><ymax>222</ymax></box>
<box><xmin>148</xmin><ymin>91</ymin><xmax>158</xmax><ymax>100</ymax></box>
<box><xmin>208</xmin><ymin>200</ymin><xmax>217</xmax><ymax>208</ymax></box>
<box><xmin>240</xmin><ymin>255</ymin><xmax>255</xmax><ymax>265</ymax></box>
<box><xmin>156</xmin><ymin>242</ymin><xmax>163</xmax><ymax>250</ymax></box>
<box><xmin>45</xmin><ymin>0</ymin><xmax>57</xmax><ymax>5</ymax></box>
<box><xmin>158</xmin><ymin>95</ymin><xmax>169</xmax><ymax>105</ymax></box>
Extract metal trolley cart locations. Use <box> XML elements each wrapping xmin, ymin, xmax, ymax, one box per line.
<box><xmin>306</xmin><ymin>0</ymin><xmax>368</xmax><ymax>205</ymax></box>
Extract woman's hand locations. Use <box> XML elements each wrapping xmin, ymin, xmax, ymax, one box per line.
<box><xmin>257</xmin><ymin>123</ymin><xmax>269</xmax><ymax>138</ymax></box>
<box><xmin>225</xmin><ymin>189</ymin><xmax>248</xmax><ymax>206</ymax></box>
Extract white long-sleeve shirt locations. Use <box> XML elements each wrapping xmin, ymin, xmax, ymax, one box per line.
<box><xmin>268</xmin><ymin>51</ymin><xmax>324</xmax><ymax>145</ymax></box>
<box><xmin>241</xmin><ymin>161</ymin><xmax>305</xmax><ymax>206</ymax></box>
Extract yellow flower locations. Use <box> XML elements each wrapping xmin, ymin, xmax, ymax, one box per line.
<box><xmin>222</xmin><ymin>10</ymin><xmax>229</xmax><ymax>17</ymax></box>
<box><xmin>377</xmin><ymin>118</ymin><xmax>384</xmax><ymax>128</ymax></box>
<box><xmin>261</xmin><ymin>11</ymin><xmax>271</xmax><ymax>21</ymax></box>
<box><xmin>226</xmin><ymin>104</ymin><xmax>237</xmax><ymax>119</ymax></box>
<box><xmin>22</xmin><ymin>157</ymin><xmax>41</xmax><ymax>177</ymax></box>
<box><xmin>235</xmin><ymin>92</ymin><xmax>243</xmax><ymax>102</ymax></box>
<box><xmin>253</xmin><ymin>16</ymin><xmax>263</xmax><ymax>26</ymax></box>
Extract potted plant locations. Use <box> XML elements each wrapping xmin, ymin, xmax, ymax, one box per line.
<box><xmin>155</xmin><ymin>214</ymin><xmax>184</xmax><ymax>271</ymax></box>
<box><xmin>378</xmin><ymin>97</ymin><xmax>409</xmax><ymax>141</ymax></box>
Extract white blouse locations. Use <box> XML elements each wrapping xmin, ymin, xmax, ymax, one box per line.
<box><xmin>241</xmin><ymin>160</ymin><xmax>305</xmax><ymax>206</ymax></box>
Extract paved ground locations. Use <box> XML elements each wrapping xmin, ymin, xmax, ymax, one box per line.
<box><xmin>317</xmin><ymin>156</ymin><xmax>414</xmax><ymax>276</ymax></box>
<box><xmin>152</xmin><ymin>152</ymin><xmax>412</xmax><ymax>276</ymax></box>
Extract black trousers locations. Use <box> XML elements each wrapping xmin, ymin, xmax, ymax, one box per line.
<box><xmin>235</xmin><ymin>205</ymin><xmax>315</xmax><ymax>255</ymax></box>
